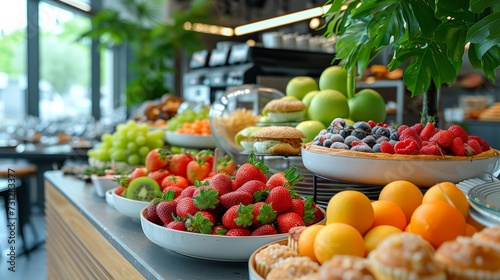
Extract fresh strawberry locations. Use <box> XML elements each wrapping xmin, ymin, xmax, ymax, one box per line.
<box><xmin>450</xmin><ymin>137</ymin><xmax>465</xmax><ymax>156</ymax></box>
<box><xmin>169</xmin><ymin>153</ymin><xmax>193</xmax><ymax>178</ymax></box>
<box><xmin>429</xmin><ymin>130</ymin><xmax>454</xmax><ymax>147</ymax></box>
<box><xmin>420</xmin><ymin>143</ymin><xmax>442</xmax><ymax>156</ymax></box>
<box><xmin>276</xmin><ymin>212</ymin><xmax>305</xmax><ymax>234</ymax></box>
<box><xmin>464</xmin><ymin>143</ymin><xmax>476</xmax><ymax>156</ymax></box>
<box><xmin>238</xmin><ymin>180</ymin><xmax>267</xmax><ymax>196</ymax></box>
<box><xmin>165</xmin><ymin>219</ymin><xmax>187</xmax><ymax>231</ymax></box>
<box><xmin>311</xmin><ymin>205</ymin><xmax>324</xmax><ymax>225</ymax></box>
<box><xmin>161</xmin><ymin>175</ymin><xmax>189</xmax><ymax>190</ymax></box>
<box><xmin>115</xmin><ymin>185</ymin><xmax>125</xmax><ymax>196</ymax></box>
<box><xmin>156</xmin><ymin>190</ymin><xmax>177</xmax><ymax>225</ymax></box>
<box><xmin>196</xmin><ymin>150</ymin><xmax>214</xmax><ymax>169</ymax></box>
<box><xmin>448</xmin><ymin>125</ymin><xmax>468</xmax><ymax>142</ymax></box>
<box><xmin>266</xmin><ymin>172</ymin><xmax>286</xmax><ymax>189</ymax></box>
<box><xmin>208</xmin><ymin>173</ymin><xmax>233</xmax><ymax>196</ymax></box>
<box><xmin>226</xmin><ymin>228</ymin><xmax>251</xmax><ymax>236</ymax></box>
<box><xmin>222</xmin><ymin>204</ymin><xmax>254</xmax><ymax>229</ymax></box>
<box><xmin>179</xmin><ymin>185</ymin><xmax>197</xmax><ymax>198</ymax></box>
<box><xmin>216</xmin><ymin>155</ymin><xmax>236</xmax><ymax>176</ymax></box>
<box><xmin>145</xmin><ymin>197</ymin><xmax>163</xmax><ymax>225</ymax></box>
<box><xmin>265</xmin><ymin>186</ymin><xmax>293</xmax><ymax>213</ymax></box>
<box><xmin>219</xmin><ymin>191</ymin><xmax>254</xmax><ymax>209</ymax></box>
<box><xmin>411</xmin><ymin>123</ymin><xmax>424</xmax><ymax>134</ymax></box>
<box><xmin>148</xmin><ymin>169</ymin><xmax>171</xmax><ymax>187</ymax></box>
<box><xmin>468</xmin><ymin>135</ymin><xmax>490</xmax><ymax>152</ymax></box>
<box><xmin>379</xmin><ymin>141</ymin><xmax>395</xmax><ymax>154</ymax></box>
<box><xmin>466</xmin><ymin>139</ymin><xmax>483</xmax><ymax>155</ymax></box>
<box><xmin>420</xmin><ymin>122</ymin><xmax>436</xmax><ymax>141</ymax></box>
<box><xmin>162</xmin><ymin>185</ymin><xmax>183</xmax><ymax>198</ymax></box>
<box><xmin>212</xmin><ymin>225</ymin><xmax>228</xmax><ymax>235</ymax></box>
<box><xmin>251</xmin><ymin>224</ymin><xmax>278</xmax><ymax>236</ymax></box>
<box><xmin>192</xmin><ymin>187</ymin><xmax>220</xmax><ymax>211</ymax></box>
<box><xmin>252</xmin><ymin>202</ymin><xmax>277</xmax><ymax>227</ymax></box>
<box><xmin>304</xmin><ymin>200</ymin><xmax>322</xmax><ymax>226</ymax></box>
<box><xmin>233</xmin><ymin>153</ymin><xmax>269</xmax><ymax>190</ymax></box>
<box><xmin>186</xmin><ymin>158</ymin><xmax>211</xmax><ymax>184</ymax></box>
<box><xmin>185</xmin><ymin>211</ymin><xmax>214</xmax><ymax>234</ymax></box>
<box><xmin>176</xmin><ymin>197</ymin><xmax>199</xmax><ymax>219</ymax></box>
<box><xmin>289</xmin><ymin>199</ymin><xmax>305</xmax><ymax>217</ymax></box>
<box><xmin>145</xmin><ymin>148</ymin><xmax>171</xmax><ymax>172</ymax></box>
<box><xmin>394</xmin><ymin>138</ymin><xmax>420</xmax><ymax>155</ymax></box>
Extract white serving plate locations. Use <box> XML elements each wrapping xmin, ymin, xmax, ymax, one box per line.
<box><xmin>91</xmin><ymin>174</ymin><xmax>119</xmax><ymax>197</ymax></box>
<box><xmin>166</xmin><ymin>131</ymin><xmax>217</xmax><ymax>148</ymax></box>
<box><xmin>112</xmin><ymin>187</ymin><xmax>150</xmax><ymax>221</ymax></box>
<box><xmin>301</xmin><ymin>146</ymin><xmax>500</xmax><ymax>187</ymax></box>
<box><xmin>140</xmin><ymin>207</ymin><xmax>326</xmax><ymax>262</ymax></box>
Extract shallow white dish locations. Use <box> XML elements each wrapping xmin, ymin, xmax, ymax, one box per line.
<box><xmin>105</xmin><ymin>189</ymin><xmax>115</xmax><ymax>208</ymax></box>
<box><xmin>91</xmin><ymin>174</ymin><xmax>119</xmax><ymax>197</ymax></box>
<box><xmin>301</xmin><ymin>146</ymin><xmax>500</xmax><ymax>187</ymax></box>
<box><xmin>112</xmin><ymin>187</ymin><xmax>150</xmax><ymax>221</ymax></box>
<box><xmin>140</xmin><ymin>207</ymin><xmax>325</xmax><ymax>262</ymax></box>
<box><xmin>165</xmin><ymin>131</ymin><xmax>217</xmax><ymax>148</ymax></box>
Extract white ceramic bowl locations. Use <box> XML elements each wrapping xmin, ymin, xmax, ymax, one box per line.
<box><xmin>112</xmin><ymin>187</ymin><xmax>150</xmax><ymax>221</ymax></box>
<box><xmin>165</xmin><ymin>131</ymin><xmax>217</xmax><ymax>148</ymax></box>
<box><xmin>91</xmin><ymin>174</ymin><xmax>120</xmax><ymax>197</ymax></box>
<box><xmin>302</xmin><ymin>145</ymin><xmax>500</xmax><ymax>187</ymax></box>
<box><xmin>140</xmin><ymin>207</ymin><xmax>325</xmax><ymax>262</ymax></box>
<box><xmin>105</xmin><ymin>189</ymin><xmax>115</xmax><ymax>208</ymax></box>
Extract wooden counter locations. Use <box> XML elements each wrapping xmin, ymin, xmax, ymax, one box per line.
<box><xmin>44</xmin><ymin>171</ymin><xmax>248</xmax><ymax>280</ymax></box>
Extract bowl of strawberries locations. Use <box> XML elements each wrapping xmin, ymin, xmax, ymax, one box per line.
<box><xmin>140</xmin><ymin>154</ymin><xmax>325</xmax><ymax>261</ymax></box>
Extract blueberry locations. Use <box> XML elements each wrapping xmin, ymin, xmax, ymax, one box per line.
<box><xmin>371</xmin><ymin>126</ymin><xmax>381</xmax><ymax>135</ymax></box>
<box><xmin>331</xmin><ymin>142</ymin><xmax>349</xmax><ymax>150</ymax></box>
<box><xmin>375</xmin><ymin>127</ymin><xmax>390</xmax><ymax>138</ymax></box>
<box><xmin>323</xmin><ymin>139</ymin><xmax>333</xmax><ymax>148</ymax></box>
<box><xmin>344</xmin><ymin>124</ymin><xmax>355</xmax><ymax>133</ymax></box>
<box><xmin>362</xmin><ymin>135</ymin><xmax>376</xmax><ymax>147</ymax></box>
<box><xmin>330</xmin><ymin>118</ymin><xmax>346</xmax><ymax>128</ymax></box>
<box><xmin>373</xmin><ymin>143</ymin><xmax>381</xmax><ymax>153</ymax></box>
<box><xmin>353</xmin><ymin>121</ymin><xmax>371</xmax><ymax>133</ymax></box>
<box><xmin>390</xmin><ymin>132</ymin><xmax>399</xmax><ymax>141</ymax></box>
<box><xmin>351</xmin><ymin>144</ymin><xmax>373</xmax><ymax>153</ymax></box>
<box><xmin>330</xmin><ymin>134</ymin><xmax>344</xmax><ymax>143</ymax></box>
<box><xmin>376</xmin><ymin>136</ymin><xmax>390</xmax><ymax>143</ymax></box>
<box><xmin>351</xmin><ymin>129</ymin><xmax>367</xmax><ymax>140</ymax></box>
<box><xmin>344</xmin><ymin>135</ymin><xmax>360</xmax><ymax>148</ymax></box>
<box><xmin>324</xmin><ymin>132</ymin><xmax>333</xmax><ymax>139</ymax></box>
<box><xmin>339</xmin><ymin>129</ymin><xmax>351</xmax><ymax>138</ymax></box>
<box><xmin>319</xmin><ymin>129</ymin><xmax>328</xmax><ymax>135</ymax></box>
<box><xmin>313</xmin><ymin>140</ymin><xmax>321</xmax><ymax>146</ymax></box>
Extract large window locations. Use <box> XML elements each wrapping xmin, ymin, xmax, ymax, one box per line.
<box><xmin>0</xmin><ymin>0</ymin><xmax>120</xmax><ymax>128</ymax></box>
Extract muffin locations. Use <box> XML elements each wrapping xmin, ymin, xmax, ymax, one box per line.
<box><xmin>434</xmin><ymin>236</ymin><xmax>500</xmax><ymax>279</ymax></box>
<box><xmin>287</xmin><ymin>226</ymin><xmax>306</xmax><ymax>252</ymax></box>
<box><xmin>315</xmin><ymin>255</ymin><xmax>375</xmax><ymax>280</ymax></box>
<box><xmin>262</xmin><ymin>97</ymin><xmax>306</xmax><ymax>122</ymax></box>
<box><xmin>368</xmin><ymin>232</ymin><xmax>446</xmax><ymax>280</ymax></box>
<box><xmin>254</xmin><ymin>243</ymin><xmax>299</xmax><ymax>278</ymax></box>
<box><xmin>472</xmin><ymin>226</ymin><xmax>500</xmax><ymax>250</ymax></box>
<box><xmin>266</xmin><ymin>256</ymin><xmax>319</xmax><ymax>280</ymax></box>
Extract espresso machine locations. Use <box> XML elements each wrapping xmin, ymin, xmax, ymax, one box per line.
<box><xmin>182</xmin><ymin>43</ymin><xmax>338</xmax><ymax>104</ymax></box>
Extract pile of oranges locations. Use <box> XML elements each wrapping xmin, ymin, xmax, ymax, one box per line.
<box><xmin>175</xmin><ymin>119</ymin><xmax>211</xmax><ymax>135</ymax></box>
<box><xmin>299</xmin><ymin>180</ymin><xmax>478</xmax><ymax>264</ymax></box>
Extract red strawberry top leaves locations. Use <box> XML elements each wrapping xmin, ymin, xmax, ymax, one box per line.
<box><xmin>192</xmin><ymin>188</ymin><xmax>219</xmax><ymax>210</ymax></box>
<box><xmin>185</xmin><ymin>211</ymin><xmax>214</xmax><ymax>234</ymax></box>
<box><xmin>222</xmin><ymin>204</ymin><xmax>254</xmax><ymax>229</ymax></box>
<box><xmin>252</xmin><ymin>202</ymin><xmax>277</xmax><ymax>227</ymax></box>
<box><xmin>233</xmin><ymin>153</ymin><xmax>269</xmax><ymax>190</ymax></box>
<box><xmin>212</xmin><ymin>225</ymin><xmax>228</xmax><ymax>235</ymax></box>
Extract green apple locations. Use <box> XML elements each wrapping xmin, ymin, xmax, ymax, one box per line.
<box><xmin>295</xmin><ymin>120</ymin><xmax>326</xmax><ymax>143</ymax></box>
<box><xmin>302</xmin><ymin>90</ymin><xmax>320</xmax><ymax>119</ymax></box>
<box><xmin>308</xmin><ymin>89</ymin><xmax>350</xmax><ymax>127</ymax></box>
<box><xmin>318</xmin><ymin>66</ymin><xmax>348</xmax><ymax>97</ymax></box>
<box><xmin>286</xmin><ymin>76</ymin><xmax>318</xmax><ymax>100</ymax></box>
<box><xmin>348</xmin><ymin>89</ymin><xmax>387</xmax><ymax>123</ymax></box>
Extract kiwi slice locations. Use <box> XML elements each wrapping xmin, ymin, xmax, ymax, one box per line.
<box><xmin>125</xmin><ymin>177</ymin><xmax>160</xmax><ymax>202</ymax></box>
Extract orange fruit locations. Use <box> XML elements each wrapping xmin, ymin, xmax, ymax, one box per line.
<box><xmin>379</xmin><ymin>180</ymin><xmax>423</xmax><ymax>222</ymax></box>
<box><xmin>297</xmin><ymin>224</ymin><xmax>324</xmax><ymax>262</ymax></box>
<box><xmin>405</xmin><ymin>223</ymin><xmax>412</xmax><ymax>232</ymax></box>
<box><xmin>326</xmin><ymin>190</ymin><xmax>374</xmax><ymax>235</ymax></box>
<box><xmin>467</xmin><ymin>215</ymin><xmax>485</xmax><ymax>231</ymax></box>
<box><xmin>314</xmin><ymin>223</ymin><xmax>365</xmax><ymax>264</ymax></box>
<box><xmin>422</xmin><ymin>181</ymin><xmax>469</xmax><ymax>219</ymax></box>
<box><xmin>370</xmin><ymin>200</ymin><xmax>407</xmax><ymax>230</ymax></box>
<box><xmin>364</xmin><ymin>225</ymin><xmax>402</xmax><ymax>254</ymax></box>
<box><xmin>409</xmin><ymin>200</ymin><xmax>466</xmax><ymax>248</ymax></box>
<box><xmin>464</xmin><ymin>223</ymin><xmax>478</xmax><ymax>237</ymax></box>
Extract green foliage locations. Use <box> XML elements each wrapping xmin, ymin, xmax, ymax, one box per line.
<box><xmin>79</xmin><ymin>0</ymin><xmax>215</xmax><ymax>107</ymax></box>
<box><xmin>323</xmin><ymin>0</ymin><xmax>500</xmax><ymax>97</ymax></box>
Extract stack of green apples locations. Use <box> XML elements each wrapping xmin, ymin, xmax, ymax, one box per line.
<box><xmin>287</xmin><ymin>66</ymin><xmax>387</xmax><ymax>143</ymax></box>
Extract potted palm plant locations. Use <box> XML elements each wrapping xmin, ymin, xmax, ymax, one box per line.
<box><xmin>323</xmin><ymin>0</ymin><xmax>500</xmax><ymax>124</ymax></box>
<box><xmin>80</xmin><ymin>0</ymin><xmax>214</xmax><ymax>108</ymax></box>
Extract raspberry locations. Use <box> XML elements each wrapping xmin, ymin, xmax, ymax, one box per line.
<box><xmin>420</xmin><ymin>122</ymin><xmax>436</xmax><ymax>141</ymax></box>
<box><xmin>466</xmin><ymin>139</ymin><xmax>483</xmax><ymax>155</ymax></box>
<box><xmin>468</xmin><ymin>135</ymin><xmax>490</xmax><ymax>151</ymax></box>
<box><xmin>397</xmin><ymin>124</ymin><xmax>409</xmax><ymax>136</ymax></box>
<box><xmin>450</xmin><ymin>137</ymin><xmax>465</xmax><ymax>156</ymax></box>
<box><xmin>399</xmin><ymin>128</ymin><xmax>422</xmax><ymax>147</ymax></box>
<box><xmin>379</xmin><ymin>141</ymin><xmax>395</xmax><ymax>154</ymax></box>
<box><xmin>411</xmin><ymin>123</ymin><xmax>424</xmax><ymax>134</ymax></box>
<box><xmin>448</xmin><ymin>125</ymin><xmax>468</xmax><ymax>142</ymax></box>
<box><xmin>394</xmin><ymin>139</ymin><xmax>420</xmax><ymax>155</ymax></box>
<box><xmin>420</xmin><ymin>143</ymin><xmax>442</xmax><ymax>155</ymax></box>
<box><xmin>429</xmin><ymin>130</ymin><xmax>454</xmax><ymax>148</ymax></box>
<box><xmin>368</xmin><ymin>120</ymin><xmax>376</xmax><ymax>128</ymax></box>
